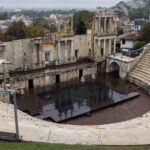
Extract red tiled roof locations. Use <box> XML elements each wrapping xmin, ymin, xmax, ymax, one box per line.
<box><xmin>41</xmin><ymin>38</ymin><xmax>54</xmax><ymax>45</ymax></box>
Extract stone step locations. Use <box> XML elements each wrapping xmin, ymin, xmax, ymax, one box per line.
<box><xmin>141</xmin><ymin>57</ymin><xmax>150</xmax><ymax>62</ymax></box>
<box><xmin>136</xmin><ymin>66</ymin><xmax>150</xmax><ymax>72</ymax></box>
<box><xmin>130</xmin><ymin>69</ymin><xmax>150</xmax><ymax>78</ymax></box>
<box><xmin>129</xmin><ymin>75</ymin><xmax>150</xmax><ymax>86</ymax></box>
<box><xmin>142</xmin><ymin>56</ymin><xmax>150</xmax><ymax>60</ymax></box>
<box><xmin>138</xmin><ymin>61</ymin><xmax>150</xmax><ymax>66</ymax></box>
<box><xmin>134</xmin><ymin>67</ymin><xmax>150</xmax><ymax>74</ymax></box>
<box><xmin>129</xmin><ymin>74</ymin><xmax>150</xmax><ymax>86</ymax></box>
<box><xmin>140</xmin><ymin>58</ymin><xmax>150</xmax><ymax>62</ymax></box>
<box><xmin>140</xmin><ymin>59</ymin><xmax>150</xmax><ymax>63</ymax></box>
<box><xmin>129</xmin><ymin>71</ymin><xmax>150</xmax><ymax>82</ymax></box>
<box><xmin>143</xmin><ymin>53</ymin><xmax>150</xmax><ymax>57</ymax></box>
<box><xmin>144</xmin><ymin>52</ymin><xmax>150</xmax><ymax>56</ymax></box>
<box><xmin>134</xmin><ymin>65</ymin><xmax>150</xmax><ymax>73</ymax></box>
<box><xmin>128</xmin><ymin>76</ymin><xmax>150</xmax><ymax>87</ymax></box>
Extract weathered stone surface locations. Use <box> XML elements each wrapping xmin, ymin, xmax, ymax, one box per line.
<box><xmin>0</xmin><ymin>101</ymin><xmax>150</xmax><ymax>145</ymax></box>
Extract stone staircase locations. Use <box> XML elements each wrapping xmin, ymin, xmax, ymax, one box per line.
<box><xmin>128</xmin><ymin>49</ymin><xmax>150</xmax><ymax>90</ymax></box>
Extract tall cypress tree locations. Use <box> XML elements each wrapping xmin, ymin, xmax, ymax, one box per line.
<box><xmin>75</xmin><ymin>17</ymin><xmax>86</xmax><ymax>35</ymax></box>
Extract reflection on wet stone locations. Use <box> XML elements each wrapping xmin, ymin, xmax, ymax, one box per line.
<box><xmin>37</xmin><ymin>81</ymin><xmax>140</xmax><ymax>122</ymax></box>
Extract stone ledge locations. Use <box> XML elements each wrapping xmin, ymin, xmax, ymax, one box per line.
<box><xmin>0</xmin><ymin>101</ymin><xmax>150</xmax><ymax>145</ymax></box>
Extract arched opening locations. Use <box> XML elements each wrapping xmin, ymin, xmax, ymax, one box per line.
<box><xmin>109</xmin><ymin>62</ymin><xmax>120</xmax><ymax>78</ymax></box>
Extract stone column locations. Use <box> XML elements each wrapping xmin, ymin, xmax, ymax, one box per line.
<box><xmin>95</xmin><ymin>18</ymin><xmax>98</xmax><ymax>32</ymax></box>
<box><xmin>71</xmin><ymin>16</ymin><xmax>73</xmax><ymax>33</ymax></box>
<box><xmin>65</xmin><ymin>41</ymin><xmax>68</xmax><ymax>63</ymax></box>
<box><xmin>98</xmin><ymin>39</ymin><xmax>101</xmax><ymax>57</ymax></box>
<box><xmin>99</xmin><ymin>17</ymin><xmax>101</xmax><ymax>33</ymax></box>
<box><xmin>103</xmin><ymin>39</ymin><xmax>106</xmax><ymax>56</ymax></box>
<box><xmin>109</xmin><ymin>39</ymin><xmax>112</xmax><ymax>54</ymax></box>
<box><xmin>94</xmin><ymin>18</ymin><xmax>96</xmax><ymax>32</ymax></box>
<box><xmin>113</xmin><ymin>38</ymin><xmax>116</xmax><ymax>53</ymax></box>
<box><xmin>110</xmin><ymin>17</ymin><xmax>113</xmax><ymax>34</ymax></box>
<box><xmin>113</xmin><ymin>16</ymin><xmax>117</xmax><ymax>34</ymax></box>
<box><xmin>71</xmin><ymin>40</ymin><xmax>74</xmax><ymax>62</ymax></box>
<box><xmin>104</xmin><ymin>18</ymin><xmax>107</xmax><ymax>34</ymax></box>
<box><xmin>57</xmin><ymin>41</ymin><xmax>61</xmax><ymax>65</ymax></box>
<box><xmin>109</xmin><ymin>17</ymin><xmax>111</xmax><ymax>33</ymax></box>
<box><xmin>38</xmin><ymin>45</ymin><xmax>42</xmax><ymax>66</ymax></box>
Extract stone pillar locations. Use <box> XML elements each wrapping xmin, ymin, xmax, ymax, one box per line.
<box><xmin>38</xmin><ymin>45</ymin><xmax>42</xmax><ymax>66</ymax></box>
<box><xmin>110</xmin><ymin>17</ymin><xmax>113</xmax><ymax>34</ymax></box>
<box><xmin>113</xmin><ymin>16</ymin><xmax>117</xmax><ymax>33</ymax></box>
<box><xmin>99</xmin><ymin>17</ymin><xmax>101</xmax><ymax>33</ymax></box>
<box><xmin>65</xmin><ymin>41</ymin><xmax>68</xmax><ymax>63</ymax></box>
<box><xmin>104</xmin><ymin>18</ymin><xmax>107</xmax><ymax>34</ymax></box>
<box><xmin>103</xmin><ymin>39</ymin><xmax>106</xmax><ymax>56</ymax></box>
<box><xmin>109</xmin><ymin>39</ymin><xmax>112</xmax><ymax>54</ymax></box>
<box><xmin>57</xmin><ymin>41</ymin><xmax>61</xmax><ymax>65</ymax></box>
<box><xmin>109</xmin><ymin>17</ymin><xmax>111</xmax><ymax>33</ymax></box>
<box><xmin>71</xmin><ymin>16</ymin><xmax>73</xmax><ymax>33</ymax></box>
<box><xmin>96</xmin><ymin>18</ymin><xmax>99</xmax><ymax>32</ymax></box>
<box><xmin>36</xmin><ymin>45</ymin><xmax>40</xmax><ymax>65</ymax></box>
<box><xmin>94</xmin><ymin>17</ymin><xmax>96</xmax><ymax>33</ymax></box>
<box><xmin>71</xmin><ymin>40</ymin><xmax>74</xmax><ymax>62</ymax></box>
<box><xmin>113</xmin><ymin>38</ymin><xmax>116</xmax><ymax>53</ymax></box>
<box><xmin>98</xmin><ymin>39</ymin><xmax>101</xmax><ymax>57</ymax></box>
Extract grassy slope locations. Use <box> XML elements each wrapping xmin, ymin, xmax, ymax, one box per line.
<box><xmin>0</xmin><ymin>141</ymin><xmax>150</xmax><ymax>150</ymax></box>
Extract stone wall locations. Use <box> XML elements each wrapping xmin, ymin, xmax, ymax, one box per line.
<box><xmin>41</xmin><ymin>44</ymin><xmax>56</xmax><ymax>64</ymax></box>
<box><xmin>74</xmin><ymin>35</ymin><xmax>88</xmax><ymax>58</ymax></box>
<box><xmin>9</xmin><ymin>63</ymin><xmax>97</xmax><ymax>90</ymax></box>
<box><xmin>4</xmin><ymin>39</ymin><xmax>33</xmax><ymax>71</ymax></box>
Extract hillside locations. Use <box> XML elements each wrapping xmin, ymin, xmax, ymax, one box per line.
<box><xmin>113</xmin><ymin>0</ymin><xmax>150</xmax><ymax>19</ymax></box>
<box><xmin>127</xmin><ymin>0</ymin><xmax>146</xmax><ymax>8</ymax></box>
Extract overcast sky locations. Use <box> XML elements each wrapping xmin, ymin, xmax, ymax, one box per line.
<box><xmin>0</xmin><ymin>0</ymin><xmax>127</xmax><ymax>9</ymax></box>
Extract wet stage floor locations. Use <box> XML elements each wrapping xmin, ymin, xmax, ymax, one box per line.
<box><xmin>16</xmin><ymin>74</ymin><xmax>150</xmax><ymax>125</ymax></box>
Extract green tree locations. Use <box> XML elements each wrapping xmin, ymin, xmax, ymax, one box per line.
<box><xmin>73</xmin><ymin>10</ymin><xmax>94</xmax><ymax>34</ymax></box>
<box><xmin>140</xmin><ymin>22</ymin><xmax>150</xmax><ymax>43</ymax></box>
<box><xmin>33</xmin><ymin>17</ymin><xmax>49</xmax><ymax>29</ymax></box>
<box><xmin>49</xmin><ymin>24</ymin><xmax>57</xmax><ymax>33</ymax></box>
<box><xmin>133</xmin><ymin>41</ymin><xmax>146</xmax><ymax>49</ymax></box>
<box><xmin>75</xmin><ymin>17</ymin><xmax>86</xmax><ymax>35</ymax></box>
<box><xmin>117</xmin><ymin>27</ymin><xmax>124</xmax><ymax>36</ymax></box>
<box><xmin>26</xmin><ymin>25</ymin><xmax>45</xmax><ymax>38</ymax></box>
<box><xmin>6</xmin><ymin>21</ymin><xmax>27</xmax><ymax>40</ymax></box>
<box><xmin>0</xmin><ymin>12</ymin><xmax>8</xmax><ymax>20</ymax></box>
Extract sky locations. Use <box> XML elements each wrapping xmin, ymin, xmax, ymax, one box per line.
<box><xmin>0</xmin><ymin>0</ymin><xmax>127</xmax><ymax>9</ymax></box>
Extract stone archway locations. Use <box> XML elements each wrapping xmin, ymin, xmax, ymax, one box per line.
<box><xmin>108</xmin><ymin>62</ymin><xmax>120</xmax><ymax>77</ymax></box>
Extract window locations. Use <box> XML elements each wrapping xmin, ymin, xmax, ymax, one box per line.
<box><xmin>122</xmin><ymin>39</ymin><xmax>126</xmax><ymax>44</ymax></box>
<box><xmin>75</xmin><ymin>50</ymin><xmax>79</xmax><ymax>59</ymax></box>
<box><xmin>101</xmin><ymin>48</ymin><xmax>104</xmax><ymax>57</ymax></box>
<box><xmin>89</xmin><ymin>49</ymin><xmax>92</xmax><ymax>57</ymax></box>
<box><xmin>45</xmin><ymin>52</ymin><xmax>50</xmax><ymax>62</ymax></box>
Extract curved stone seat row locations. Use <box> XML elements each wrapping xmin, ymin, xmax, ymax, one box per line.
<box><xmin>0</xmin><ymin>101</ymin><xmax>150</xmax><ymax>145</ymax></box>
<box><xmin>128</xmin><ymin>49</ymin><xmax>150</xmax><ymax>88</ymax></box>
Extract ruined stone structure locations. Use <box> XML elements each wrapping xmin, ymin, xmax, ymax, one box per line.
<box><xmin>0</xmin><ymin>7</ymin><xmax>117</xmax><ymax>91</ymax></box>
<box><xmin>106</xmin><ymin>53</ymin><xmax>135</xmax><ymax>79</ymax></box>
<box><xmin>93</xmin><ymin>7</ymin><xmax>117</xmax><ymax>62</ymax></box>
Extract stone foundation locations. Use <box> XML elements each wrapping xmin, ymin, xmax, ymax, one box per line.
<box><xmin>9</xmin><ymin>62</ymin><xmax>97</xmax><ymax>91</ymax></box>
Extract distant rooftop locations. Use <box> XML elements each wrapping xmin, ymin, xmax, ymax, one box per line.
<box><xmin>119</xmin><ymin>32</ymin><xmax>140</xmax><ymax>41</ymax></box>
<box><xmin>96</xmin><ymin>7</ymin><xmax>115</xmax><ymax>15</ymax></box>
